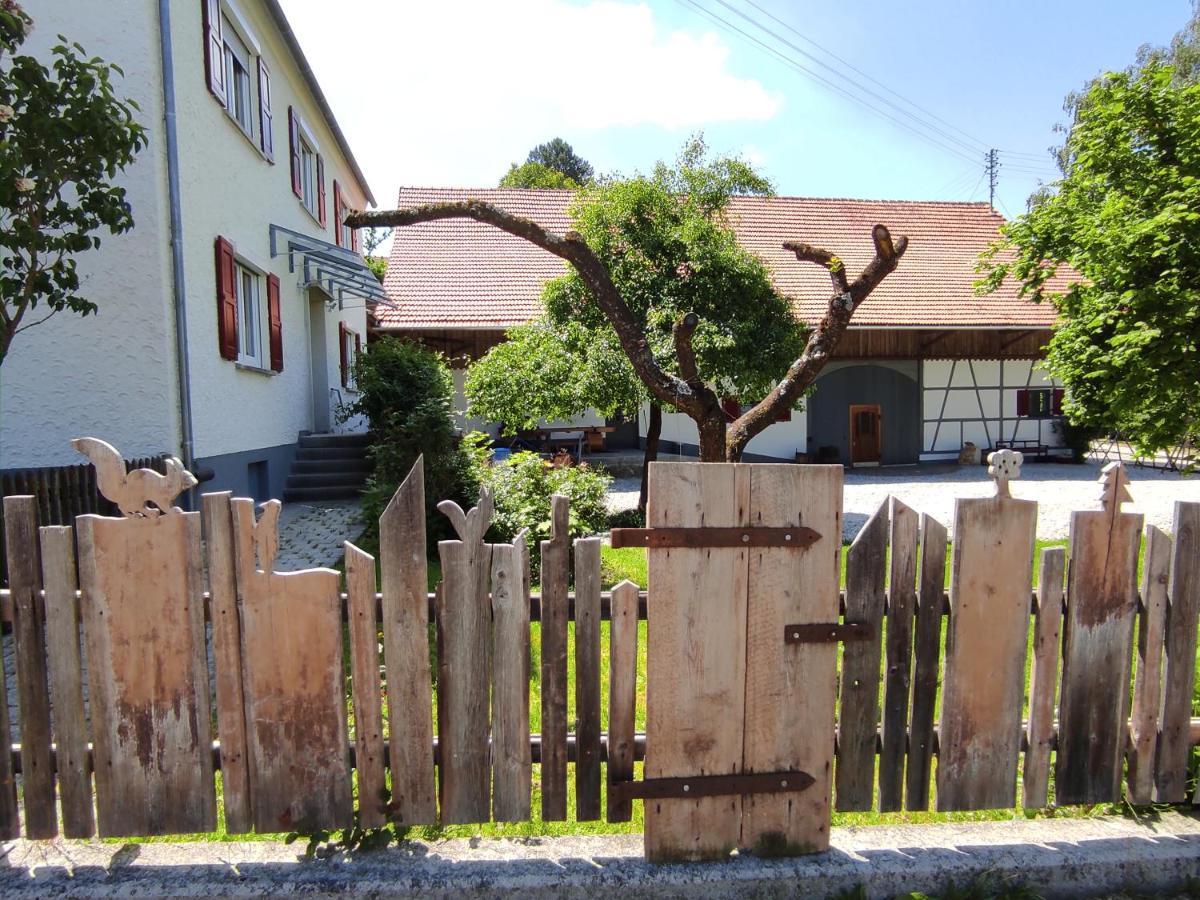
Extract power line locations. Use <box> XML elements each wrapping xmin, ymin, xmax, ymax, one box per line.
<box><xmin>738</xmin><ymin>0</ymin><xmax>990</xmax><ymax>153</ymax></box>
<box><xmin>673</xmin><ymin>0</ymin><xmax>982</xmax><ymax>167</ymax></box>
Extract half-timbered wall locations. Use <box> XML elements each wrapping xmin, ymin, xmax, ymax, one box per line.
<box><xmin>921</xmin><ymin>359</ymin><xmax>1066</xmax><ymax>461</ymax></box>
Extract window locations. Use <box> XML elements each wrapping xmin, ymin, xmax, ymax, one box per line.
<box><xmin>236</xmin><ymin>261</ymin><xmax>264</xmax><ymax>368</ymax></box>
<box><xmin>300</xmin><ymin>141</ymin><xmax>317</xmax><ymax>215</ymax></box>
<box><xmin>289</xmin><ymin>107</ymin><xmax>326</xmax><ymax>224</ymax></box>
<box><xmin>222</xmin><ymin>16</ymin><xmax>253</xmax><ymax>136</ymax></box>
<box><xmin>339</xmin><ymin>323</ymin><xmax>361</xmax><ymax>390</ymax></box>
<box><xmin>1016</xmin><ymin>388</ymin><xmax>1064</xmax><ymax>419</ymax></box>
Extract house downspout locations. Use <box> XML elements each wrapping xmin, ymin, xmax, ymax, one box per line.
<box><xmin>157</xmin><ymin>0</ymin><xmax>197</xmax><ymax>486</ymax></box>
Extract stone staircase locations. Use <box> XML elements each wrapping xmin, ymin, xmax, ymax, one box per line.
<box><xmin>282</xmin><ymin>432</ymin><xmax>372</xmax><ymax>503</ymax></box>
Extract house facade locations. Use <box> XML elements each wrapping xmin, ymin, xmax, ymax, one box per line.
<box><xmin>1</xmin><ymin>0</ymin><xmax>380</xmax><ymax>499</ymax></box>
<box><xmin>375</xmin><ymin>187</ymin><xmax>1072</xmax><ymax>465</ymax></box>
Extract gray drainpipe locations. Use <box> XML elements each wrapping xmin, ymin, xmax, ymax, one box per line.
<box><xmin>157</xmin><ymin>0</ymin><xmax>198</xmax><ymax>490</ymax></box>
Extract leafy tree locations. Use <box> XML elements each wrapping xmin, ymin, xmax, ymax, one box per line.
<box><xmin>361</xmin><ymin>227</ymin><xmax>390</xmax><ymax>283</ymax></box>
<box><xmin>0</xmin><ymin>3</ymin><xmax>146</xmax><ymax>365</ymax></box>
<box><xmin>526</xmin><ymin>137</ymin><xmax>593</xmax><ymax>184</ymax></box>
<box><xmin>979</xmin><ymin>63</ymin><xmax>1200</xmax><ymax>454</ymax></box>
<box><xmin>498</xmin><ymin>161</ymin><xmax>580</xmax><ymax>190</ymax></box>
<box><xmin>344</xmin><ymin>337</ymin><xmax>475</xmax><ymax>543</ymax></box>
<box><xmin>349</xmin><ymin>138</ymin><xmax>908</xmax><ymax>461</ymax></box>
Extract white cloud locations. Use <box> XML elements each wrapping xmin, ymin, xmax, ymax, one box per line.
<box><xmin>278</xmin><ymin>0</ymin><xmax>781</xmax><ymax>203</ymax></box>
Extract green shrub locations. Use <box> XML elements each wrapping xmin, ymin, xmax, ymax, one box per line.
<box><xmin>342</xmin><ymin>337</ymin><xmax>476</xmax><ymax>545</ymax></box>
<box><xmin>462</xmin><ymin>432</ymin><xmax>610</xmax><ymax>574</ymax></box>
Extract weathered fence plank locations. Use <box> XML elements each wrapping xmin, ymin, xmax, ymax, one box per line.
<box><xmin>1057</xmin><ymin>464</ymin><xmax>1143</xmax><ymax>805</ymax></box>
<box><xmin>937</xmin><ymin>457</ymin><xmax>1037</xmax><ymax>811</ymax></box>
<box><xmin>742</xmin><ymin>464</ymin><xmax>842</xmax><ymax>854</ymax></box>
<box><xmin>645</xmin><ymin>463</ymin><xmax>749</xmax><ymax>862</ymax></box>
<box><xmin>906</xmin><ymin>513</ymin><xmax>947</xmax><ymax>812</ymax></box>
<box><xmin>1128</xmin><ymin>525</ymin><xmax>1170</xmax><ymax>804</ymax></box>
<box><xmin>880</xmin><ymin>497</ymin><xmax>918</xmax><ymax>812</ymax></box>
<box><xmin>201</xmin><ymin>492</ymin><xmax>251</xmax><ymax>833</ymax></box>
<box><xmin>491</xmin><ymin>534</ymin><xmax>531</xmax><ymax>822</ymax></box>
<box><xmin>836</xmin><ymin>499</ymin><xmax>888</xmax><ymax>812</ymax></box>
<box><xmin>540</xmin><ymin>494</ymin><xmax>570</xmax><ymax>822</ymax></box>
<box><xmin>1156</xmin><ymin>500</ymin><xmax>1200</xmax><ymax>802</ymax></box>
<box><xmin>1023</xmin><ymin>546</ymin><xmax>1066</xmax><ymax>809</ymax></box>
<box><xmin>607</xmin><ymin>579</ymin><xmax>640</xmax><ymax>824</ymax></box>
<box><xmin>379</xmin><ymin>459</ymin><xmax>437</xmax><ymax>825</ymax></box>
<box><xmin>346</xmin><ymin>542</ymin><xmax>386</xmax><ymax>828</ymax></box>
<box><xmin>4</xmin><ymin>495</ymin><xmax>55</xmax><ymax>837</ymax></box>
<box><xmin>437</xmin><ymin>492</ymin><xmax>494</xmax><ymax>824</ymax></box>
<box><xmin>77</xmin><ymin>510</ymin><xmax>216</xmax><ymax>836</ymax></box>
<box><xmin>39</xmin><ymin>525</ymin><xmax>94</xmax><ymax>838</ymax></box>
<box><xmin>575</xmin><ymin>536</ymin><xmax>603</xmax><ymax>822</ymax></box>
<box><xmin>233</xmin><ymin>499</ymin><xmax>350</xmax><ymax>833</ymax></box>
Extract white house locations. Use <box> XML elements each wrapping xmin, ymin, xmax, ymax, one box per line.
<box><xmin>1</xmin><ymin>0</ymin><xmax>380</xmax><ymax>501</ymax></box>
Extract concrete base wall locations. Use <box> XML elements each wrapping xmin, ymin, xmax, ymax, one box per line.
<box><xmin>2</xmin><ymin>812</ymin><xmax>1196</xmax><ymax>898</ymax></box>
<box><xmin>195</xmin><ymin>439</ymin><xmax>298</xmax><ymax>502</ymax></box>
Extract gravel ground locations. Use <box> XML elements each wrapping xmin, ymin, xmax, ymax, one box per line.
<box><xmin>606</xmin><ymin>461</ymin><xmax>1200</xmax><ymax>541</ymax></box>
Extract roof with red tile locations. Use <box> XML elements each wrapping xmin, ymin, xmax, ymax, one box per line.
<box><xmin>377</xmin><ymin>187</ymin><xmax>1070</xmax><ymax>331</ymax></box>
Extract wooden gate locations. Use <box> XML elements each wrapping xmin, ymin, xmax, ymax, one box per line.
<box><xmin>615</xmin><ymin>462</ymin><xmax>843</xmax><ymax>862</ymax></box>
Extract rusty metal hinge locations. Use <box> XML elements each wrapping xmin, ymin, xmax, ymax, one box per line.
<box><xmin>608</xmin><ymin>770</ymin><xmax>815</xmax><ymax>803</ymax></box>
<box><xmin>610</xmin><ymin>526</ymin><xmax>821</xmax><ymax>550</ymax></box>
<box><xmin>783</xmin><ymin>622</ymin><xmax>874</xmax><ymax>644</ymax></box>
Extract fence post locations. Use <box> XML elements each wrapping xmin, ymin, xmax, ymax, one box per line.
<box><xmin>3</xmin><ymin>495</ymin><xmax>55</xmax><ymax>838</ymax></box>
<box><xmin>880</xmin><ymin>497</ymin><xmax>918</xmax><ymax>812</ymax></box>
<box><xmin>1024</xmin><ymin>546</ymin><xmax>1065</xmax><ymax>809</ymax></box>
<box><xmin>574</xmin><ymin>536</ymin><xmax>602</xmax><ymax>822</ymax></box>
<box><xmin>539</xmin><ymin>494</ymin><xmax>570</xmax><ymax>822</ymax></box>
<box><xmin>607</xmin><ymin>580</ymin><xmax>640</xmax><ymax>823</ymax></box>
<box><xmin>346</xmin><ymin>542</ymin><xmax>386</xmax><ymax>828</ymax></box>
<box><xmin>491</xmin><ymin>532</ymin><xmax>531</xmax><ymax>822</ymax></box>
<box><xmin>906</xmin><ymin>513</ymin><xmax>947</xmax><ymax>811</ymax></box>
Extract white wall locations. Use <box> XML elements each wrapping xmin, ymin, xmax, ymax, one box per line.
<box><xmin>1</xmin><ymin>0</ymin><xmax>179</xmax><ymax>468</ymax></box>
<box><xmin>921</xmin><ymin>359</ymin><xmax>1066</xmax><ymax>460</ymax></box>
<box><xmin>171</xmin><ymin>0</ymin><xmax>370</xmax><ymax>459</ymax></box>
<box><xmin>640</xmin><ymin>404</ymin><xmax>809</xmax><ymax>461</ymax></box>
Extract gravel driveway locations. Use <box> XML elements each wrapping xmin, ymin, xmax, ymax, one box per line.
<box><xmin>606</xmin><ymin>461</ymin><xmax>1200</xmax><ymax>541</ymax></box>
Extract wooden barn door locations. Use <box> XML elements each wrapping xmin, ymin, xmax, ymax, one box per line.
<box><xmin>850</xmin><ymin>405</ymin><xmax>882</xmax><ymax>465</ymax></box>
<box><xmin>634</xmin><ymin>461</ymin><xmax>843</xmax><ymax>862</ymax></box>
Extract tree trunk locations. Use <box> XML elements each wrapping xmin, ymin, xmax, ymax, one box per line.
<box><xmin>697</xmin><ymin>412</ymin><xmax>728</xmax><ymax>462</ymax></box>
<box><xmin>638</xmin><ymin>403</ymin><xmax>662</xmax><ymax>511</ymax></box>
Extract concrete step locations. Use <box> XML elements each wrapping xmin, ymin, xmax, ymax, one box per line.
<box><xmin>299</xmin><ymin>431</ymin><xmax>372</xmax><ymax>449</ymax></box>
<box><xmin>291</xmin><ymin>458</ymin><xmax>371</xmax><ymax>475</ymax></box>
<box><xmin>295</xmin><ymin>446</ymin><xmax>370</xmax><ymax>462</ymax></box>
<box><xmin>286</xmin><ymin>471</ymin><xmax>369</xmax><ymax>489</ymax></box>
<box><xmin>282</xmin><ymin>484</ymin><xmax>365</xmax><ymax>503</ymax></box>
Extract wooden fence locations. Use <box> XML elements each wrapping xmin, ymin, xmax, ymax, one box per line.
<box><xmin>0</xmin><ymin>458</ymin><xmax>1196</xmax><ymax>842</ymax></box>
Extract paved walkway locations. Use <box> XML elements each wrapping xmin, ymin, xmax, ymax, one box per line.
<box><xmin>606</xmin><ymin>460</ymin><xmax>1200</xmax><ymax>540</ymax></box>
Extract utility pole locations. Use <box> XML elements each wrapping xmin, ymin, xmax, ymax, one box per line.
<box><xmin>986</xmin><ymin>148</ymin><xmax>1000</xmax><ymax>210</ymax></box>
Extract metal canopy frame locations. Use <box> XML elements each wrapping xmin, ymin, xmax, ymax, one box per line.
<box><xmin>269</xmin><ymin>224</ymin><xmax>391</xmax><ymax>307</ymax></box>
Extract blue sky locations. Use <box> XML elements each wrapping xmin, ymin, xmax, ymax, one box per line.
<box><xmin>282</xmin><ymin>0</ymin><xmax>1187</xmax><ymax>219</ymax></box>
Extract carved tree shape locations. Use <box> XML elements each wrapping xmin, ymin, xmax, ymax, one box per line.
<box><xmin>71</xmin><ymin>436</ymin><xmax>197</xmax><ymax>517</ymax></box>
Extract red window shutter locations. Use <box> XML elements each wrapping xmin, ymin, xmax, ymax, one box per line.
<box><xmin>288</xmin><ymin>107</ymin><xmax>302</xmax><ymax>197</ymax></box>
<box><xmin>353</xmin><ymin>332</ymin><xmax>362</xmax><ymax>384</ymax></box>
<box><xmin>203</xmin><ymin>0</ymin><xmax>227</xmax><ymax>106</ymax></box>
<box><xmin>338</xmin><ymin>322</ymin><xmax>349</xmax><ymax>387</ymax></box>
<box><xmin>333</xmin><ymin>180</ymin><xmax>343</xmax><ymax>246</ymax></box>
<box><xmin>257</xmin><ymin>57</ymin><xmax>273</xmax><ymax>161</ymax></box>
<box><xmin>1051</xmin><ymin>388</ymin><xmax>1065</xmax><ymax>416</ymax></box>
<box><xmin>215</xmin><ymin>236</ymin><xmax>238</xmax><ymax>361</ymax></box>
<box><xmin>351</xmin><ymin>222</ymin><xmax>360</xmax><ymax>253</ymax></box>
<box><xmin>1016</xmin><ymin>389</ymin><xmax>1029</xmax><ymax>417</ymax></box>
<box><xmin>317</xmin><ymin>155</ymin><xmax>327</xmax><ymax>225</ymax></box>
<box><xmin>267</xmin><ymin>273</ymin><xmax>283</xmax><ymax>372</ymax></box>
<box><xmin>720</xmin><ymin>398</ymin><xmax>740</xmax><ymax>421</ymax></box>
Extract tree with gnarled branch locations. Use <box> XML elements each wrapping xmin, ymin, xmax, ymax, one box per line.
<box><xmin>347</xmin><ymin>203</ymin><xmax>908</xmax><ymax>462</ymax></box>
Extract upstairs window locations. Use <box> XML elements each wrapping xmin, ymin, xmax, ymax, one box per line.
<box><xmin>289</xmin><ymin>108</ymin><xmax>326</xmax><ymax>225</ymax></box>
<box><xmin>236</xmin><ymin>261</ymin><xmax>264</xmax><ymax>368</ymax></box>
<box><xmin>222</xmin><ymin>16</ymin><xmax>254</xmax><ymax>136</ymax></box>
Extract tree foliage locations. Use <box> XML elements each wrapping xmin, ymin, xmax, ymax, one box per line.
<box><xmin>498</xmin><ymin>160</ymin><xmax>580</xmax><ymax>190</ymax></box>
<box><xmin>344</xmin><ymin>337</ymin><xmax>475</xmax><ymax>543</ymax></box>
<box><xmin>526</xmin><ymin>137</ymin><xmax>593</xmax><ymax>184</ymax></box>
<box><xmin>468</xmin><ymin>137</ymin><xmax>805</xmax><ymax>430</ymax></box>
<box><xmin>979</xmin><ymin>64</ymin><xmax>1200</xmax><ymax>453</ymax></box>
<box><xmin>0</xmin><ymin>3</ymin><xmax>146</xmax><ymax>364</ymax></box>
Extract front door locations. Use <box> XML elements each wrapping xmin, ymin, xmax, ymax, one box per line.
<box><xmin>638</xmin><ymin>462</ymin><xmax>842</xmax><ymax>861</ymax></box>
<box><xmin>308</xmin><ymin>295</ymin><xmax>330</xmax><ymax>433</ymax></box>
<box><xmin>850</xmin><ymin>404</ymin><xmax>882</xmax><ymax>465</ymax></box>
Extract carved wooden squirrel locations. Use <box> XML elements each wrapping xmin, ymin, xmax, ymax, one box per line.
<box><xmin>71</xmin><ymin>436</ymin><xmax>197</xmax><ymax>517</ymax></box>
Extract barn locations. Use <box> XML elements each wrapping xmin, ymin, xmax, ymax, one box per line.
<box><xmin>373</xmin><ymin>187</ymin><xmax>1073</xmax><ymax>464</ymax></box>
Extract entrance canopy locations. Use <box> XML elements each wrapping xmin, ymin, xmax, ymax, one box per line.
<box><xmin>269</xmin><ymin>224</ymin><xmax>388</xmax><ymax>307</ymax></box>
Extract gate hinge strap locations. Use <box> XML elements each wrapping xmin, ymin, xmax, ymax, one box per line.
<box><xmin>784</xmin><ymin>622</ymin><xmax>874</xmax><ymax>644</ymax></box>
<box><xmin>610</xmin><ymin>526</ymin><xmax>821</xmax><ymax>550</ymax></box>
<box><xmin>609</xmin><ymin>770</ymin><xmax>815</xmax><ymax>802</ymax></box>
